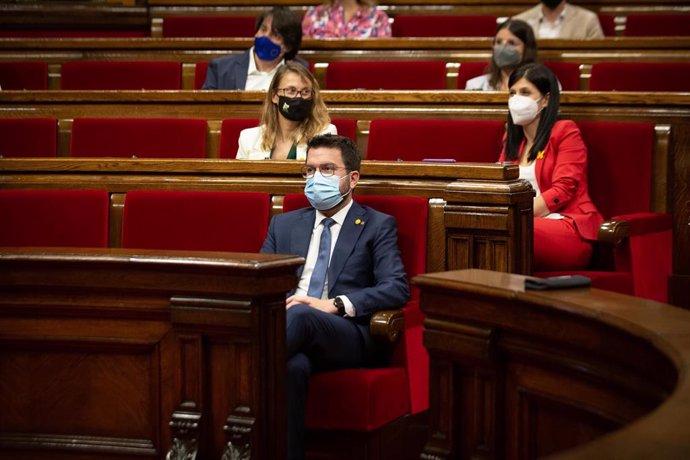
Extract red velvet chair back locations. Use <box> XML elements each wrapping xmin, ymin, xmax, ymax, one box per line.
<box><xmin>456</xmin><ymin>61</ymin><xmax>488</xmax><ymax>89</ymax></box>
<box><xmin>325</xmin><ymin>61</ymin><xmax>446</xmax><ymax>90</ymax></box>
<box><xmin>162</xmin><ymin>16</ymin><xmax>256</xmax><ymax>37</ymax></box>
<box><xmin>576</xmin><ymin>121</ymin><xmax>654</xmax><ymax>219</ymax></box>
<box><xmin>543</xmin><ymin>61</ymin><xmax>581</xmax><ymax>91</ymax></box>
<box><xmin>331</xmin><ymin>118</ymin><xmax>357</xmax><ymax>141</ymax></box>
<box><xmin>121</xmin><ymin>190</ymin><xmax>270</xmax><ymax>252</ymax></box>
<box><xmin>367</xmin><ymin>118</ymin><xmax>504</xmax><ymax>162</ymax></box>
<box><xmin>624</xmin><ymin>14</ymin><xmax>689</xmax><ymax>37</ymax></box>
<box><xmin>0</xmin><ymin>61</ymin><xmax>48</xmax><ymax>90</ymax></box>
<box><xmin>219</xmin><ymin>118</ymin><xmax>260</xmax><ymax>158</ymax></box>
<box><xmin>0</xmin><ymin>189</ymin><xmax>109</xmax><ymax>248</ymax></box>
<box><xmin>0</xmin><ymin>30</ymin><xmax>147</xmax><ymax>38</ymax></box>
<box><xmin>392</xmin><ymin>15</ymin><xmax>497</xmax><ymax>37</ymax></box>
<box><xmin>590</xmin><ymin>62</ymin><xmax>690</xmax><ymax>92</ymax></box>
<box><xmin>70</xmin><ymin>118</ymin><xmax>207</xmax><ymax>158</ymax></box>
<box><xmin>61</xmin><ymin>61</ymin><xmax>182</xmax><ymax>90</ymax></box>
<box><xmin>598</xmin><ymin>14</ymin><xmax>618</xmax><ymax>36</ymax></box>
<box><xmin>194</xmin><ymin>61</ymin><xmax>209</xmax><ymax>89</ymax></box>
<box><xmin>0</xmin><ymin>118</ymin><xmax>57</xmax><ymax>158</ymax></box>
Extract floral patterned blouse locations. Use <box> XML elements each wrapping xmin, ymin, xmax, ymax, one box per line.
<box><xmin>302</xmin><ymin>2</ymin><xmax>392</xmax><ymax>38</ymax></box>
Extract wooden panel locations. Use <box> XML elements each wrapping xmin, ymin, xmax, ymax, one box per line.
<box><xmin>415</xmin><ymin>269</ymin><xmax>689</xmax><ymax>459</ymax></box>
<box><xmin>0</xmin><ymin>248</ymin><xmax>303</xmax><ymax>459</ymax></box>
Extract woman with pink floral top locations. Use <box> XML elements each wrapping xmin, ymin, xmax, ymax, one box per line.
<box><xmin>302</xmin><ymin>0</ymin><xmax>392</xmax><ymax>38</ymax></box>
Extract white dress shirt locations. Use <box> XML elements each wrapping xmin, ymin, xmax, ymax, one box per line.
<box><xmin>244</xmin><ymin>46</ymin><xmax>284</xmax><ymax>91</ymax></box>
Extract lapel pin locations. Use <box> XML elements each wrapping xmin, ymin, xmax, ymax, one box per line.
<box><xmin>536</xmin><ymin>150</ymin><xmax>545</xmax><ymax>160</ymax></box>
<box><xmin>355</xmin><ymin>219</ymin><xmax>364</xmax><ymax>225</ymax></box>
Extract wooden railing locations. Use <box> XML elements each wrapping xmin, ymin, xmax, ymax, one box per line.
<box><xmin>415</xmin><ymin>268</ymin><xmax>690</xmax><ymax>459</ymax></box>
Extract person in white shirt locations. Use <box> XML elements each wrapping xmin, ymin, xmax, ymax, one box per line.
<box><xmin>203</xmin><ymin>6</ymin><xmax>309</xmax><ymax>90</ymax></box>
<box><xmin>512</xmin><ymin>0</ymin><xmax>604</xmax><ymax>39</ymax></box>
<box><xmin>466</xmin><ymin>19</ymin><xmax>538</xmax><ymax>91</ymax></box>
<box><xmin>236</xmin><ymin>62</ymin><xmax>337</xmax><ymax>160</ymax></box>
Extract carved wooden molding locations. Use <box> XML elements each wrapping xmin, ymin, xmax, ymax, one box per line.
<box><xmin>221</xmin><ymin>407</ymin><xmax>255</xmax><ymax>460</ymax></box>
<box><xmin>167</xmin><ymin>409</ymin><xmax>202</xmax><ymax>460</ymax></box>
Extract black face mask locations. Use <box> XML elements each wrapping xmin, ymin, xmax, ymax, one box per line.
<box><xmin>278</xmin><ymin>96</ymin><xmax>312</xmax><ymax>122</ymax></box>
<box><xmin>542</xmin><ymin>0</ymin><xmax>563</xmax><ymax>9</ymax></box>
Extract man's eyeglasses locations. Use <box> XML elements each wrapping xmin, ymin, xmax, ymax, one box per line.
<box><xmin>278</xmin><ymin>87</ymin><xmax>314</xmax><ymax>99</ymax></box>
<box><xmin>301</xmin><ymin>164</ymin><xmax>348</xmax><ymax>178</ymax></box>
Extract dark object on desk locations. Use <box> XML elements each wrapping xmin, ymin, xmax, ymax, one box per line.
<box><xmin>525</xmin><ymin>275</ymin><xmax>592</xmax><ymax>290</ymax></box>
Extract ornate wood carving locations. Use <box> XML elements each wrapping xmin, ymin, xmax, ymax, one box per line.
<box><xmin>167</xmin><ymin>409</ymin><xmax>202</xmax><ymax>460</ymax></box>
<box><xmin>221</xmin><ymin>407</ymin><xmax>255</xmax><ymax>460</ymax></box>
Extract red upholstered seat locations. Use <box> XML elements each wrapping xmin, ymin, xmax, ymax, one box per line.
<box><xmin>590</xmin><ymin>62</ymin><xmax>690</xmax><ymax>92</ymax></box>
<box><xmin>624</xmin><ymin>14</ymin><xmax>689</xmax><ymax>37</ymax></box>
<box><xmin>0</xmin><ymin>189</ymin><xmax>109</xmax><ymax>248</ymax></box>
<box><xmin>331</xmin><ymin>118</ymin><xmax>357</xmax><ymax>141</ymax></box>
<box><xmin>0</xmin><ymin>61</ymin><xmax>48</xmax><ymax>90</ymax></box>
<box><xmin>219</xmin><ymin>118</ymin><xmax>260</xmax><ymax>158</ymax></box>
<box><xmin>534</xmin><ymin>121</ymin><xmax>672</xmax><ymax>303</ymax></box>
<box><xmin>0</xmin><ymin>30</ymin><xmax>147</xmax><ymax>38</ymax></box>
<box><xmin>195</xmin><ymin>62</ymin><xmax>209</xmax><ymax>89</ymax></box>
<box><xmin>325</xmin><ymin>61</ymin><xmax>446</xmax><ymax>90</ymax></box>
<box><xmin>0</xmin><ymin>118</ymin><xmax>57</xmax><ymax>158</ymax></box>
<box><xmin>70</xmin><ymin>118</ymin><xmax>207</xmax><ymax>158</ymax></box>
<box><xmin>392</xmin><ymin>15</ymin><xmax>497</xmax><ymax>37</ymax></box>
<box><xmin>456</xmin><ymin>61</ymin><xmax>488</xmax><ymax>89</ymax></box>
<box><xmin>543</xmin><ymin>61</ymin><xmax>581</xmax><ymax>91</ymax></box>
<box><xmin>162</xmin><ymin>16</ymin><xmax>256</xmax><ymax>37</ymax></box>
<box><xmin>367</xmin><ymin>118</ymin><xmax>504</xmax><ymax>162</ymax></box>
<box><xmin>121</xmin><ymin>190</ymin><xmax>270</xmax><ymax>252</ymax></box>
<box><xmin>61</xmin><ymin>61</ymin><xmax>181</xmax><ymax>90</ymax></box>
<box><xmin>283</xmin><ymin>193</ymin><xmax>429</xmax><ymax>455</ymax></box>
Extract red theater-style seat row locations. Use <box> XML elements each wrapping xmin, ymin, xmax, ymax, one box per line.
<box><xmin>156</xmin><ymin>13</ymin><xmax>690</xmax><ymax>38</ymax></box>
<box><xmin>0</xmin><ymin>188</ymin><xmax>431</xmax><ymax>457</ymax></box>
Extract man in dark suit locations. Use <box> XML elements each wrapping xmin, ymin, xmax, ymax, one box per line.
<box><xmin>261</xmin><ymin>134</ymin><xmax>410</xmax><ymax>460</ymax></box>
<box><xmin>202</xmin><ymin>6</ymin><xmax>308</xmax><ymax>90</ymax></box>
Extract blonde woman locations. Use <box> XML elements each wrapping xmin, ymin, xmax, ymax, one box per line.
<box><xmin>302</xmin><ymin>0</ymin><xmax>391</xmax><ymax>38</ymax></box>
<box><xmin>237</xmin><ymin>62</ymin><xmax>336</xmax><ymax>160</ymax></box>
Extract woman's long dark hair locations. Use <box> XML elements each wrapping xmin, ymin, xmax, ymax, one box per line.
<box><xmin>487</xmin><ymin>19</ymin><xmax>538</xmax><ymax>90</ymax></box>
<box><xmin>504</xmin><ymin>63</ymin><xmax>560</xmax><ymax>162</ymax></box>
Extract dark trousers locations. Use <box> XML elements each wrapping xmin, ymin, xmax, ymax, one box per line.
<box><xmin>286</xmin><ymin>304</ymin><xmax>367</xmax><ymax>460</ymax></box>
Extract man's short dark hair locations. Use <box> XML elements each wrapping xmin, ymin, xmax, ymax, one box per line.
<box><xmin>307</xmin><ymin>134</ymin><xmax>361</xmax><ymax>171</ymax></box>
<box><xmin>256</xmin><ymin>7</ymin><xmax>303</xmax><ymax>61</ymax></box>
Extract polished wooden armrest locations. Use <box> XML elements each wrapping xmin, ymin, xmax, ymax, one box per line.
<box><xmin>369</xmin><ymin>309</ymin><xmax>405</xmax><ymax>343</ymax></box>
<box><xmin>598</xmin><ymin>219</ymin><xmax>630</xmax><ymax>246</ymax></box>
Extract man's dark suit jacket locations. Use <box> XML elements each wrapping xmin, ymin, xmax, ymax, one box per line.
<box><xmin>261</xmin><ymin>201</ymin><xmax>410</xmax><ymax>349</ymax></box>
<box><xmin>202</xmin><ymin>49</ymin><xmax>310</xmax><ymax>90</ymax></box>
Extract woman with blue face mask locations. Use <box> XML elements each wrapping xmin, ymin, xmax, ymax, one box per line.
<box><xmin>465</xmin><ymin>19</ymin><xmax>537</xmax><ymax>91</ymax></box>
<box><xmin>499</xmin><ymin>63</ymin><xmax>603</xmax><ymax>271</ymax></box>
<box><xmin>236</xmin><ymin>62</ymin><xmax>337</xmax><ymax>160</ymax></box>
<box><xmin>202</xmin><ymin>6</ymin><xmax>309</xmax><ymax>90</ymax></box>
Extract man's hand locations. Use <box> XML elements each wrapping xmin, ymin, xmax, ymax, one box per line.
<box><xmin>286</xmin><ymin>294</ymin><xmax>337</xmax><ymax>314</ymax></box>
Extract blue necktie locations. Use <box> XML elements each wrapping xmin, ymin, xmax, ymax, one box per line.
<box><xmin>307</xmin><ymin>218</ymin><xmax>335</xmax><ymax>298</ymax></box>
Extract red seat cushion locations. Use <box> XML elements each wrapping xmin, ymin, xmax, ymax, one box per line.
<box><xmin>306</xmin><ymin>368</ymin><xmax>410</xmax><ymax>431</ymax></box>
<box><xmin>0</xmin><ymin>30</ymin><xmax>147</xmax><ymax>38</ymax></box>
<box><xmin>0</xmin><ymin>189</ymin><xmax>109</xmax><ymax>248</ymax></box>
<box><xmin>70</xmin><ymin>118</ymin><xmax>207</xmax><ymax>158</ymax></box>
<box><xmin>392</xmin><ymin>15</ymin><xmax>496</xmax><ymax>37</ymax></box>
<box><xmin>457</xmin><ymin>61</ymin><xmax>488</xmax><ymax>89</ymax></box>
<box><xmin>598</xmin><ymin>14</ymin><xmax>617</xmax><ymax>36</ymax></box>
<box><xmin>0</xmin><ymin>118</ymin><xmax>57</xmax><ymax>158</ymax></box>
<box><xmin>61</xmin><ymin>61</ymin><xmax>181</xmax><ymax>90</ymax></box>
<box><xmin>121</xmin><ymin>190</ymin><xmax>270</xmax><ymax>252</ymax></box>
<box><xmin>325</xmin><ymin>61</ymin><xmax>446</xmax><ymax>90</ymax></box>
<box><xmin>331</xmin><ymin>118</ymin><xmax>357</xmax><ymax>141</ymax></box>
<box><xmin>162</xmin><ymin>16</ymin><xmax>256</xmax><ymax>37</ymax></box>
<box><xmin>543</xmin><ymin>61</ymin><xmax>581</xmax><ymax>91</ymax></box>
<box><xmin>195</xmin><ymin>62</ymin><xmax>209</xmax><ymax>89</ymax></box>
<box><xmin>0</xmin><ymin>61</ymin><xmax>48</xmax><ymax>90</ymax></box>
<box><xmin>367</xmin><ymin>119</ymin><xmax>504</xmax><ymax>162</ymax></box>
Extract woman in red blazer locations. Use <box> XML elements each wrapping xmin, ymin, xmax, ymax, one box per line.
<box><xmin>499</xmin><ymin>63</ymin><xmax>603</xmax><ymax>271</ymax></box>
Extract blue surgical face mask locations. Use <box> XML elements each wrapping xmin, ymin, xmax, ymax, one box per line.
<box><xmin>254</xmin><ymin>35</ymin><xmax>282</xmax><ymax>61</ymax></box>
<box><xmin>304</xmin><ymin>171</ymin><xmax>351</xmax><ymax>211</ymax></box>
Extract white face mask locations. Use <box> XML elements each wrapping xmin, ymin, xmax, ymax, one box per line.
<box><xmin>509</xmin><ymin>94</ymin><xmax>544</xmax><ymax>126</ymax></box>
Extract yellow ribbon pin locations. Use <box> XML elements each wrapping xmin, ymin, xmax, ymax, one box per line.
<box><xmin>536</xmin><ymin>150</ymin><xmax>545</xmax><ymax>160</ymax></box>
<box><xmin>355</xmin><ymin>219</ymin><xmax>363</xmax><ymax>225</ymax></box>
